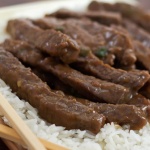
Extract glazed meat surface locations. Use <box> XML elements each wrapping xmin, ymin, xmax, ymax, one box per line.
<box><xmin>30</xmin><ymin>68</ymin><xmax>148</xmax><ymax>130</ymax></box>
<box><xmin>0</xmin><ymin>47</ymin><xmax>106</xmax><ymax>133</ymax></box>
<box><xmin>3</xmin><ymin>39</ymin><xmax>149</xmax><ymax>93</ymax></box>
<box><xmin>47</xmin><ymin>9</ymin><xmax>122</xmax><ymax>25</ymax></box>
<box><xmin>1</xmin><ymin>39</ymin><xmax>132</xmax><ymax>104</ymax></box>
<box><xmin>7</xmin><ymin>19</ymin><xmax>80</xmax><ymax>64</ymax></box>
<box><xmin>123</xmin><ymin>20</ymin><xmax>150</xmax><ymax>48</ymax></box>
<box><xmin>88</xmin><ymin>1</ymin><xmax>150</xmax><ymax>32</ymax></box>
<box><xmin>34</xmin><ymin>17</ymin><xmax>136</xmax><ymax>67</ymax></box>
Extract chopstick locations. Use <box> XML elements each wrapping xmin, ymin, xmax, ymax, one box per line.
<box><xmin>2</xmin><ymin>139</ymin><xmax>22</xmax><ymax>150</ymax></box>
<box><xmin>0</xmin><ymin>93</ymin><xmax>46</xmax><ymax>150</ymax></box>
<box><xmin>0</xmin><ymin>118</ymin><xmax>25</xmax><ymax>150</ymax></box>
<box><xmin>0</xmin><ymin>123</ymin><xmax>69</xmax><ymax>150</ymax></box>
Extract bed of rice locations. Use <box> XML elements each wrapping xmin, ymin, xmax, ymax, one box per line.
<box><xmin>1</xmin><ymin>79</ymin><xmax>150</xmax><ymax>150</ymax></box>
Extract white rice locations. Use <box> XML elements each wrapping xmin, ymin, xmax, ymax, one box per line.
<box><xmin>1</xmin><ymin>79</ymin><xmax>150</xmax><ymax>150</ymax></box>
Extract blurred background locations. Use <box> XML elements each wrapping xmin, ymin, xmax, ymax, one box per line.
<box><xmin>0</xmin><ymin>0</ymin><xmax>40</xmax><ymax>7</ymax></box>
<box><xmin>0</xmin><ymin>0</ymin><xmax>149</xmax><ymax>9</ymax></box>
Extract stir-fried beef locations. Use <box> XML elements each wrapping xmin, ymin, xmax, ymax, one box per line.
<box><xmin>3</xmin><ymin>40</ymin><xmax>149</xmax><ymax>93</ymax></box>
<box><xmin>110</xmin><ymin>24</ymin><xmax>150</xmax><ymax>71</ymax></box>
<box><xmin>123</xmin><ymin>20</ymin><xmax>150</xmax><ymax>48</ymax></box>
<box><xmin>41</xmin><ymin>59</ymin><xmax>132</xmax><ymax>104</ymax></box>
<box><xmin>88</xmin><ymin>1</ymin><xmax>150</xmax><ymax>32</ymax></box>
<box><xmin>0</xmin><ymin>47</ymin><xmax>106</xmax><ymax>133</ymax></box>
<box><xmin>73</xmin><ymin>49</ymin><xmax>149</xmax><ymax>91</ymax></box>
<box><xmin>27</xmin><ymin>67</ymin><xmax>148</xmax><ymax>130</ymax></box>
<box><xmin>133</xmin><ymin>40</ymin><xmax>150</xmax><ymax>71</ymax></box>
<box><xmin>77</xmin><ymin>98</ymin><xmax>147</xmax><ymax>130</ymax></box>
<box><xmin>66</xmin><ymin>18</ymin><xmax>136</xmax><ymax>67</ymax></box>
<box><xmin>127</xmin><ymin>94</ymin><xmax>150</xmax><ymax>121</ymax></box>
<box><xmin>31</xmin><ymin>68</ymin><xmax>80</xmax><ymax>97</ymax></box>
<box><xmin>33</xmin><ymin>17</ymin><xmax>136</xmax><ymax>68</ymax></box>
<box><xmin>37</xmin><ymin>67</ymin><xmax>150</xmax><ymax>122</ymax></box>
<box><xmin>1</xmin><ymin>39</ymin><xmax>132</xmax><ymax>104</ymax></box>
<box><xmin>33</xmin><ymin>17</ymin><xmax>103</xmax><ymax>55</ymax></box>
<box><xmin>47</xmin><ymin>9</ymin><xmax>122</xmax><ymax>25</ymax></box>
<box><xmin>140</xmin><ymin>81</ymin><xmax>150</xmax><ymax>99</ymax></box>
<box><xmin>7</xmin><ymin>19</ymin><xmax>80</xmax><ymax>64</ymax></box>
<box><xmin>33</xmin><ymin>17</ymin><xmax>114</xmax><ymax>66</ymax></box>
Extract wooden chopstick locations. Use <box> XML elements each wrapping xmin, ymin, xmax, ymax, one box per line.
<box><xmin>0</xmin><ymin>93</ymin><xmax>46</xmax><ymax>150</ymax></box>
<box><xmin>0</xmin><ymin>123</ymin><xmax>69</xmax><ymax>150</ymax></box>
<box><xmin>2</xmin><ymin>139</ymin><xmax>22</xmax><ymax>150</ymax></box>
<box><xmin>0</xmin><ymin>118</ymin><xmax>25</xmax><ymax>150</ymax></box>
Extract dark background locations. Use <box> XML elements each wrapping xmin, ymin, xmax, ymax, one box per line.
<box><xmin>0</xmin><ymin>0</ymin><xmax>41</xmax><ymax>7</ymax></box>
<box><xmin>0</xmin><ymin>0</ymin><xmax>149</xmax><ymax>9</ymax></box>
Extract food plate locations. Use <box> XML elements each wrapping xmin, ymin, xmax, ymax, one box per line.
<box><xmin>0</xmin><ymin>0</ymin><xmax>148</xmax><ymax>150</ymax></box>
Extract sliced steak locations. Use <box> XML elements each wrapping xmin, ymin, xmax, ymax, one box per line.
<box><xmin>3</xmin><ymin>39</ymin><xmax>149</xmax><ymax>93</ymax></box>
<box><xmin>88</xmin><ymin>1</ymin><xmax>150</xmax><ymax>32</ymax></box>
<box><xmin>7</xmin><ymin>19</ymin><xmax>80</xmax><ymax>64</ymax></box>
<box><xmin>140</xmin><ymin>81</ymin><xmax>150</xmax><ymax>99</ymax></box>
<box><xmin>73</xmin><ymin>52</ymin><xmax>149</xmax><ymax>91</ymax></box>
<box><xmin>77</xmin><ymin>98</ymin><xmax>147</xmax><ymax>130</ymax></box>
<box><xmin>31</xmin><ymin>68</ymin><xmax>80</xmax><ymax>97</ymax></box>
<box><xmin>127</xmin><ymin>94</ymin><xmax>150</xmax><ymax>121</ymax></box>
<box><xmin>133</xmin><ymin>40</ymin><xmax>150</xmax><ymax>71</ymax></box>
<box><xmin>0</xmin><ymin>47</ymin><xmax>106</xmax><ymax>134</ymax></box>
<box><xmin>123</xmin><ymin>20</ymin><xmax>150</xmax><ymax>48</ymax></box>
<box><xmin>27</xmin><ymin>67</ymin><xmax>148</xmax><ymax>130</ymax></box>
<box><xmin>33</xmin><ymin>17</ymin><xmax>103</xmax><ymax>55</ymax></box>
<box><xmin>110</xmin><ymin>24</ymin><xmax>150</xmax><ymax>71</ymax></box>
<box><xmin>47</xmin><ymin>9</ymin><xmax>122</xmax><ymax>25</ymax></box>
<box><xmin>2</xmin><ymin>39</ymin><xmax>132</xmax><ymax>104</ymax></box>
<box><xmin>33</xmin><ymin>17</ymin><xmax>136</xmax><ymax>67</ymax></box>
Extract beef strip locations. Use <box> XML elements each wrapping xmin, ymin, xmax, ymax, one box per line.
<box><xmin>140</xmin><ymin>81</ymin><xmax>150</xmax><ymax>100</ymax></box>
<box><xmin>33</xmin><ymin>17</ymin><xmax>136</xmax><ymax>68</ymax></box>
<box><xmin>45</xmin><ymin>15</ymin><xmax>136</xmax><ymax>67</ymax></box>
<box><xmin>7</xmin><ymin>19</ymin><xmax>80</xmax><ymax>64</ymax></box>
<box><xmin>33</xmin><ymin>17</ymin><xmax>114</xmax><ymax>66</ymax></box>
<box><xmin>66</xmin><ymin>18</ymin><xmax>135</xmax><ymax>67</ymax></box>
<box><xmin>1</xmin><ymin>39</ymin><xmax>132</xmax><ymax>104</ymax></box>
<box><xmin>77</xmin><ymin>98</ymin><xmax>147</xmax><ymax>130</ymax></box>
<box><xmin>31</xmin><ymin>68</ymin><xmax>80</xmax><ymax>97</ymax></box>
<box><xmin>73</xmin><ymin>52</ymin><xmax>149</xmax><ymax>91</ymax></box>
<box><xmin>33</xmin><ymin>17</ymin><xmax>104</xmax><ymax>57</ymax></box>
<box><xmin>88</xmin><ymin>1</ymin><xmax>150</xmax><ymax>32</ymax></box>
<box><xmin>133</xmin><ymin>40</ymin><xmax>150</xmax><ymax>71</ymax></box>
<box><xmin>40</xmin><ymin>59</ymin><xmax>132</xmax><ymax>104</ymax></box>
<box><xmin>30</xmin><ymin>67</ymin><xmax>148</xmax><ymax>130</ymax></box>
<box><xmin>123</xmin><ymin>20</ymin><xmax>150</xmax><ymax>48</ymax></box>
<box><xmin>2</xmin><ymin>39</ymin><xmax>149</xmax><ymax>93</ymax></box>
<box><xmin>33</xmin><ymin>17</ymin><xmax>117</xmax><ymax>66</ymax></box>
<box><xmin>127</xmin><ymin>94</ymin><xmax>150</xmax><ymax>121</ymax></box>
<box><xmin>66</xmin><ymin>18</ymin><xmax>136</xmax><ymax>67</ymax></box>
<box><xmin>110</xmin><ymin>24</ymin><xmax>150</xmax><ymax>71</ymax></box>
<box><xmin>0</xmin><ymin>47</ymin><xmax>106</xmax><ymax>134</ymax></box>
<box><xmin>47</xmin><ymin>9</ymin><xmax>122</xmax><ymax>25</ymax></box>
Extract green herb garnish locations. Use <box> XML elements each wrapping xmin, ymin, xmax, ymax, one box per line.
<box><xmin>95</xmin><ymin>47</ymin><xmax>108</xmax><ymax>58</ymax></box>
